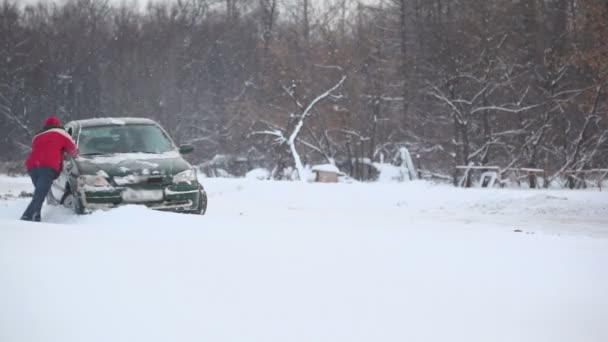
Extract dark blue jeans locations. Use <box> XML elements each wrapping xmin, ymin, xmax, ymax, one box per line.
<box><xmin>21</xmin><ymin>167</ymin><xmax>57</xmax><ymax>222</ymax></box>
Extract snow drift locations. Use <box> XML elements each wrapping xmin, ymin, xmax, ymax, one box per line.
<box><xmin>1</xmin><ymin>177</ymin><xmax>607</xmax><ymax>342</ymax></box>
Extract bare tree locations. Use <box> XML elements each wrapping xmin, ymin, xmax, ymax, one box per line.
<box><xmin>252</xmin><ymin>75</ymin><xmax>347</xmax><ymax>180</ymax></box>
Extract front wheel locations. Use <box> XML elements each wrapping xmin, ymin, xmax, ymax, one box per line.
<box><xmin>196</xmin><ymin>189</ymin><xmax>207</xmax><ymax>215</ymax></box>
<box><xmin>46</xmin><ymin>188</ymin><xmax>59</xmax><ymax>205</ymax></box>
<box><xmin>64</xmin><ymin>192</ymin><xmax>85</xmax><ymax>215</ymax></box>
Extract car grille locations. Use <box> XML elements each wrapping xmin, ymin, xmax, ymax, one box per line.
<box><xmin>147</xmin><ymin>176</ymin><xmax>164</xmax><ymax>184</ymax></box>
<box><xmin>113</xmin><ymin>174</ymin><xmax>168</xmax><ymax>186</ymax></box>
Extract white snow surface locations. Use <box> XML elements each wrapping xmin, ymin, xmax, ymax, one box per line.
<box><xmin>1</xmin><ymin>176</ymin><xmax>607</xmax><ymax>342</ymax></box>
<box><xmin>311</xmin><ymin>163</ymin><xmax>341</xmax><ymax>173</ymax></box>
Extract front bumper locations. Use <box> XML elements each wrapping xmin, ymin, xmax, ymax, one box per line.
<box><xmin>79</xmin><ymin>184</ymin><xmax>202</xmax><ymax>213</ymax></box>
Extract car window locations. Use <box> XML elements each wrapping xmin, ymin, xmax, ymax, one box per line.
<box><xmin>78</xmin><ymin>124</ymin><xmax>175</xmax><ymax>155</ymax></box>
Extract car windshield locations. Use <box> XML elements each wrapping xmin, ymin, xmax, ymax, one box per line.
<box><xmin>78</xmin><ymin>124</ymin><xmax>175</xmax><ymax>155</ymax></box>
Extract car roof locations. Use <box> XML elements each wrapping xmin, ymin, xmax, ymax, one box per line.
<box><xmin>69</xmin><ymin>117</ymin><xmax>159</xmax><ymax>128</ymax></box>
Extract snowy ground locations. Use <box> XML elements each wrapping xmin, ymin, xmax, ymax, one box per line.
<box><xmin>1</xmin><ymin>175</ymin><xmax>607</xmax><ymax>342</ymax></box>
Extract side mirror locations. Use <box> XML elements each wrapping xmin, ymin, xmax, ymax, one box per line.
<box><xmin>179</xmin><ymin>144</ymin><xmax>194</xmax><ymax>155</ymax></box>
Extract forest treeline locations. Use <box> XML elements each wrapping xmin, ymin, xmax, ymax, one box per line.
<box><xmin>1</xmin><ymin>0</ymin><xmax>607</xmax><ymax>182</ymax></box>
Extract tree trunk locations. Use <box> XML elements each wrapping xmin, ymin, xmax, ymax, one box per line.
<box><xmin>399</xmin><ymin>0</ymin><xmax>409</xmax><ymax>124</ymax></box>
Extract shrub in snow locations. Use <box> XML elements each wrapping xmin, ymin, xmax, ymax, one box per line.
<box><xmin>0</xmin><ymin>162</ymin><xmax>26</xmax><ymax>176</ymax></box>
<box><xmin>373</xmin><ymin>163</ymin><xmax>410</xmax><ymax>182</ymax></box>
<box><xmin>246</xmin><ymin>168</ymin><xmax>270</xmax><ymax>180</ymax></box>
<box><xmin>277</xmin><ymin>166</ymin><xmax>314</xmax><ymax>182</ymax></box>
<box><xmin>205</xmin><ymin>168</ymin><xmax>233</xmax><ymax>178</ymax></box>
<box><xmin>346</xmin><ymin>146</ymin><xmax>418</xmax><ymax>182</ymax></box>
<box><xmin>198</xmin><ymin>153</ymin><xmax>266</xmax><ymax>177</ymax></box>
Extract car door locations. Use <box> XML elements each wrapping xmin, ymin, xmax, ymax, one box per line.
<box><xmin>50</xmin><ymin>124</ymin><xmax>76</xmax><ymax>202</ymax></box>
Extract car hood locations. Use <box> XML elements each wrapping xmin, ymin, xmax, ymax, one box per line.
<box><xmin>74</xmin><ymin>151</ymin><xmax>192</xmax><ymax>178</ymax></box>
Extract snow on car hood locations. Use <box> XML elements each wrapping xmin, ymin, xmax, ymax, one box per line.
<box><xmin>80</xmin><ymin>151</ymin><xmax>181</xmax><ymax>164</ymax></box>
<box><xmin>74</xmin><ymin>151</ymin><xmax>192</xmax><ymax>178</ymax></box>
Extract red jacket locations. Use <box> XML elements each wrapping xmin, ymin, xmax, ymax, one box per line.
<box><xmin>25</xmin><ymin>127</ymin><xmax>78</xmax><ymax>173</ymax></box>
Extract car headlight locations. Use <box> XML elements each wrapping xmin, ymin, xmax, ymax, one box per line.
<box><xmin>78</xmin><ymin>175</ymin><xmax>111</xmax><ymax>187</ymax></box>
<box><xmin>173</xmin><ymin>169</ymin><xmax>197</xmax><ymax>184</ymax></box>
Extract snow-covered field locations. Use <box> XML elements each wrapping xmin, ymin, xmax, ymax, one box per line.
<box><xmin>1</xmin><ymin>175</ymin><xmax>607</xmax><ymax>342</ymax></box>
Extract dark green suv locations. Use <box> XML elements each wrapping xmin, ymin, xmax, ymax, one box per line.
<box><xmin>48</xmin><ymin>118</ymin><xmax>207</xmax><ymax>215</ymax></box>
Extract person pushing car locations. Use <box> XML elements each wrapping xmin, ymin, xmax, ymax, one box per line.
<box><xmin>21</xmin><ymin>116</ymin><xmax>78</xmax><ymax>222</ymax></box>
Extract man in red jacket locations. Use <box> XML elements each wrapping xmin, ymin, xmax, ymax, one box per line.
<box><xmin>21</xmin><ymin>116</ymin><xmax>78</xmax><ymax>222</ymax></box>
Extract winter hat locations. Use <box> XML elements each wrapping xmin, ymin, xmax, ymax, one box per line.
<box><xmin>44</xmin><ymin>116</ymin><xmax>61</xmax><ymax>127</ymax></box>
